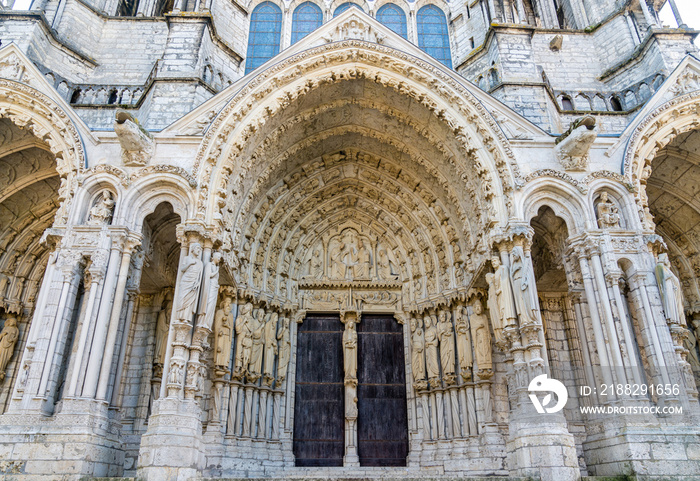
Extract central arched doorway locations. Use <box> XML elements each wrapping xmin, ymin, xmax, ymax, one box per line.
<box><xmin>194</xmin><ymin>42</ymin><xmax>515</xmax><ymax>472</ymax></box>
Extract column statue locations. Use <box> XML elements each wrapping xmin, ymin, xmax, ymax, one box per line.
<box><xmin>343</xmin><ymin>317</ymin><xmax>358</xmax><ymax>381</ymax></box>
<box><xmin>174</xmin><ymin>242</ymin><xmax>204</xmax><ymax>322</ymax></box>
<box><xmin>263</xmin><ymin>311</ymin><xmax>279</xmax><ymax>386</ymax></box>
<box><xmin>233</xmin><ymin>302</ymin><xmax>254</xmax><ymax>379</ymax></box>
<box><xmin>213</xmin><ymin>296</ymin><xmax>234</xmax><ymax>369</ymax></box>
<box><xmin>510</xmin><ymin>246</ymin><xmax>539</xmax><ymax>326</ymax></box>
<box><xmin>437</xmin><ymin>309</ymin><xmax>456</xmax><ymax>384</ymax></box>
<box><xmin>470</xmin><ymin>299</ymin><xmax>494</xmax><ymax>379</ymax></box>
<box><xmin>248</xmin><ymin>307</ymin><xmax>265</xmax><ymax>381</ymax></box>
<box><xmin>423</xmin><ymin>313</ymin><xmax>440</xmax><ymax>387</ymax></box>
<box><xmin>655</xmin><ymin>253</ymin><xmax>686</xmax><ymax>325</ymax></box>
<box><xmin>197</xmin><ymin>251</ymin><xmax>221</xmax><ymax>330</ymax></box>
<box><xmin>485</xmin><ymin>270</ymin><xmax>505</xmax><ymax>346</ymax></box>
<box><xmin>0</xmin><ymin>317</ymin><xmax>19</xmax><ymax>381</ymax></box>
<box><xmin>154</xmin><ymin>294</ymin><xmax>173</xmax><ymax>365</ymax></box>
<box><xmin>87</xmin><ymin>190</ymin><xmax>116</xmax><ymax>226</ymax></box>
<box><xmin>686</xmin><ymin>317</ymin><xmax>700</xmax><ymax>373</ymax></box>
<box><xmin>410</xmin><ymin>317</ymin><xmax>427</xmax><ymax>389</ymax></box>
<box><xmin>455</xmin><ymin>306</ymin><xmax>473</xmax><ymax>381</ymax></box>
<box><xmin>276</xmin><ymin>315</ymin><xmax>291</xmax><ymax>384</ymax></box>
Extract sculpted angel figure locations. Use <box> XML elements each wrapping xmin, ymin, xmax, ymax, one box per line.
<box><xmin>0</xmin><ymin>317</ymin><xmax>19</xmax><ymax>381</ymax></box>
<box><xmin>343</xmin><ymin>318</ymin><xmax>358</xmax><ymax>381</ymax></box>
<box><xmin>423</xmin><ymin>313</ymin><xmax>440</xmax><ymax>386</ymax></box>
<box><xmin>197</xmin><ymin>251</ymin><xmax>221</xmax><ymax>330</ymax></box>
<box><xmin>174</xmin><ymin>243</ymin><xmax>204</xmax><ymax>322</ymax></box>
<box><xmin>233</xmin><ymin>302</ymin><xmax>254</xmax><ymax>378</ymax></box>
<box><xmin>437</xmin><ymin>310</ymin><xmax>456</xmax><ymax>382</ymax></box>
<box><xmin>510</xmin><ymin>246</ymin><xmax>539</xmax><ymax>326</ymax></box>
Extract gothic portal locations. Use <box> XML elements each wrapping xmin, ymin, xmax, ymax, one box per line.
<box><xmin>0</xmin><ymin>0</ymin><xmax>700</xmax><ymax>480</ymax></box>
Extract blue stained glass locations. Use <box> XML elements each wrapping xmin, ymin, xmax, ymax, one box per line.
<box><xmin>292</xmin><ymin>2</ymin><xmax>323</xmax><ymax>44</ymax></box>
<box><xmin>377</xmin><ymin>4</ymin><xmax>407</xmax><ymax>39</ymax></box>
<box><xmin>416</xmin><ymin>5</ymin><xmax>452</xmax><ymax>68</ymax></box>
<box><xmin>333</xmin><ymin>2</ymin><xmax>360</xmax><ymax>17</ymax></box>
<box><xmin>245</xmin><ymin>2</ymin><xmax>283</xmax><ymax>74</ymax></box>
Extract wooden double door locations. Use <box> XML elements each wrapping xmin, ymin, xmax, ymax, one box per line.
<box><xmin>293</xmin><ymin>313</ymin><xmax>408</xmax><ymax>467</ymax></box>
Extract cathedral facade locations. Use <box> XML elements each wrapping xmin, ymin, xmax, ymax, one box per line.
<box><xmin>0</xmin><ymin>0</ymin><xmax>699</xmax><ymax>479</ymax></box>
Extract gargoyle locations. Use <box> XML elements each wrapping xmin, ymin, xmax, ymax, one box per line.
<box><xmin>554</xmin><ymin>115</ymin><xmax>597</xmax><ymax>171</ymax></box>
<box><xmin>114</xmin><ymin>110</ymin><xmax>154</xmax><ymax>166</ymax></box>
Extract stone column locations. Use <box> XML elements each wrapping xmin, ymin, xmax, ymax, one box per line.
<box><xmin>341</xmin><ymin>310</ymin><xmax>359</xmax><ymax>466</ymax></box>
<box><xmin>667</xmin><ymin>0</ymin><xmax>686</xmax><ymax>27</ymax></box>
<box><xmin>638</xmin><ymin>0</ymin><xmax>657</xmax><ymax>29</ymax></box>
<box><xmin>609</xmin><ymin>273</ymin><xmax>645</xmax><ymax>386</ymax></box>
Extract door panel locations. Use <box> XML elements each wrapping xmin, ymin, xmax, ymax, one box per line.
<box><xmin>357</xmin><ymin>314</ymin><xmax>408</xmax><ymax>466</ymax></box>
<box><xmin>293</xmin><ymin>313</ymin><xmax>344</xmax><ymax>466</ymax></box>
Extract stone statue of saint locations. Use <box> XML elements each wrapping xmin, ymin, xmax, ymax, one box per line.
<box><xmin>330</xmin><ymin>240</ymin><xmax>345</xmax><ymax>279</ymax></box>
<box><xmin>87</xmin><ymin>190</ymin><xmax>116</xmax><ymax>226</ymax></box>
<box><xmin>655</xmin><ymin>253</ymin><xmax>686</xmax><ymax>326</ymax></box>
<box><xmin>423</xmin><ymin>314</ymin><xmax>440</xmax><ymax>386</ymax></box>
<box><xmin>470</xmin><ymin>300</ymin><xmax>493</xmax><ymax>379</ymax></box>
<box><xmin>263</xmin><ymin>311</ymin><xmax>279</xmax><ymax>385</ymax></box>
<box><xmin>0</xmin><ymin>317</ymin><xmax>19</xmax><ymax>381</ymax></box>
<box><xmin>174</xmin><ymin>243</ymin><xmax>204</xmax><ymax>322</ymax></box>
<box><xmin>485</xmin><ymin>270</ymin><xmax>505</xmax><ymax>346</ymax></box>
<box><xmin>345</xmin><ymin>382</ymin><xmax>358</xmax><ymax>419</ymax></box>
<box><xmin>685</xmin><ymin>317</ymin><xmax>700</xmax><ymax>373</ymax></box>
<box><xmin>197</xmin><ymin>251</ymin><xmax>221</xmax><ymax>330</ymax></box>
<box><xmin>356</xmin><ymin>241</ymin><xmax>371</xmax><ymax>279</ymax></box>
<box><xmin>455</xmin><ymin>306</ymin><xmax>473</xmax><ymax>381</ymax></box>
<box><xmin>343</xmin><ymin>318</ymin><xmax>358</xmax><ymax>381</ymax></box>
<box><xmin>233</xmin><ymin>302</ymin><xmax>254</xmax><ymax>379</ymax></box>
<box><xmin>248</xmin><ymin>307</ymin><xmax>265</xmax><ymax>380</ymax></box>
<box><xmin>377</xmin><ymin>248</ymin><xmax>392</xmax><ymax>280</ymax></box>
<box><xmin>510</xmin><ymin>246</ymin><xmax>539</xmax><ymax>326</ymax></box>
<box><xmin>596</xmin><ymin>192</ymin><xmax>621</xmax><ymax>229</ymax></box>
<box><xmin>437</xmin><ymin>310</ymin><xmax>456</xmax><ymax>382</ymax></box>
<box><xmin>276</xmin><ymin>316</ymin><xmax>291</xmax><ymax>384</ymax></box>
<box><xmin>410</xmin><ymin>317</ymin><xmax>426</xmax><ymax>386</ymax></box>
<box><xmin>154</xmin><ymin>294</ymin><xmax>173</xmax><ymax>366</ymax></box>
<box><xmin>213</xmin><ymin>296</ymin><xmax>234</xmax><ymax>369</ymax></box>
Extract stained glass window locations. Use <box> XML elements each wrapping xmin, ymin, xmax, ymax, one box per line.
<box><xmin>292</xmin><ymin>2</ymin><xmax>323</xmax><ymax>44</ymax></box>
<box><xmin>416</xmin><ymin>5</ymin><xmax>452</xmax><ymax>68</ymax></box>
<box><xmin>333</xmin><ymin>2</ymin><xmax>360</xmax><ymax>17</ymax></box>
<box><xmin>245</xmin><ymin>2</ymin><xmax>283</xmax><ymax>74</ymax></box>
<box><xmin>376</xmin><ymin>4</ymin><xmax>407</xmax><ymax>39</ymax></box>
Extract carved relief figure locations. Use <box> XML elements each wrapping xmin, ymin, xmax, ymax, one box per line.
<box><xmin>174</xmin><ymin>243</ymin><xmax>204</xmax><ymax>322</ymax></box>
<box><xmin>234</xmin><ymin>302</ymin><xmax>254</xmax><ymax>378</ymax></box>
<box><xmin>470</xmin><ymin>300</ymin><xmax>493</xmax><ymax>379</ymax></box>
<box><xmin>356</xmin><ymin>240</ymin><xmax>371</xmax><ymax>279</ymax></box>
<box><xmin>308</xmin><ymin>247</ymin><xmax>323</xmax><ymax>279</ymax></box>
<box><xmin>656</xmin><ymin>253</ymin><xmax>686</xmax><ymax>326</ymax></box>
<box><xmin>213</xmin><ymin>296</ymin><xmax>234</xmax><ymax>369</ymax></box>
<box><xmin>596</xmin><ymin>192</ymin><xmax>621</xmax><ymax>229</ymax></box>
<box><xmin>410</xmin><ymin>317</ymin><xmax>426</xmax><ymax>388</ymax></box>
<box><xmin>455</xmin><ymin>306</ymin><xmax>473</xmax><ymax>381</ymax></box>
<box><xmin>263</xmin><ymin>311</ymin><xmax>279</xmax><ymax>385</ymax></box>
<box><xmin>0</xmin><ymin>317</ymin><xmax>19</xmax><ymax>381</ymax></box>
<box><xmin>328</xmin><ymin>229</ymin><xmax>373</xmax><ymax>280</ymax></box>
<box><xmin>197</xmin><ymin>251</ymin><xmax>221</xmax><ymax>330</ymax></box>
<box><xmin>248</xmin><ymin>307</ymin><xmax>265</xmax><ymax>380</ymax></box>
<box><xmin>685</xmin><ymin>317</ymin><xmax>700</xmax><ymax>373</ymax></box>
<box><xmin>437</xmin><ymin>309</ymin><xmax>456</xmax><ymax>383</ymax></box>
<box><xmin>510</xmin><ymin>246</ymin><xmax>539</xmax><ymax>326</ymax></box>
<box><xmin>343</xmin><ymin>317</ymin><xmax>358</xmax><ymax>381</ymax></box>
<box><xmin>276</xmin><ymin>315</ymin><xmax>291</xmax><ymax>384</ymax></box>
<box><xmin>485</xmin><ymin>270</ymin><xmax>505</xmax><ymax>347</ymax></box>
<box><xmin>154</xmin><ymin>294</ymin><xmax>173</xmax><ymax>365</ymax></box>
<box><xmin>87</xmin><ymin>190</ymin><xmax>115</xmax><ymax>226</ymax></box>
<box><xmin>377</xmin><ymin>247</ymin><xmax>393</xmax><ymax>280</ymax></box>
<box><xmin>423</xmin><ymin>313</ymin><xmax>440</xmax><ymax>386</ymax></box>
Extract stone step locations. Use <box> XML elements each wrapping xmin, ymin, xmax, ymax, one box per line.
<box><xmin>201</xmin><ymin>478</ymin><xmax>535</xmax><ymax>481</ymax></box>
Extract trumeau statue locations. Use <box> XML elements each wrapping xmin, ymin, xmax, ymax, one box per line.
<box><xmin>510</xmin><ymin>246</ymin><xmax>539</xmax><ymax>326</ymax></box>
<box><xmin>656</xmin><ymin>253</ymin><xmax>686</xmax><ymax>326</ymax></box>
<box><xmin>343</xmin><ymin>317</ymin><xmax>358</xmax><ymax>381</ymax></box>
<box><xmin>87</xmin><ymin>190</ymin><xmax>116</xmax><ymax>226</ymax></box>
<box><xmin>174</xmin><ymin>243</ymin><xmax>204</xmax><ymax>322</ymax></box>
<box><xmin>0</xmin><ymin>317</ymin><xmax>19</xmax><ymax>381</ymax></box>
<box><xmin>410</xmin><ymin>317</ymin><xmax>426</xmax><ymax>387</ymax></box>
<box><xmin>197</xmin><ymin>251</ymin><xmax>221</xmax><ymax>330</ymax></box>
<box><xmin>437</xmin><ymin>309</ymin><xmax>456</xmax><ymax>382</ymax></box>
<box><xmin>470</xmin><ymin>300</ymin><xmax>493</xmax><ymax>379</ymax></box>
<box><xmin>263</xmin><ymin>311</ymin><xmax>279</xmax><ymax>385</ymax></box>
<box><xmin>596</xmin><ymin>192</ymin><xmax>621</xmax><ymax>229</ymax></box>
<box><xmin>233</xmin><ymin>302</ymin><xmax>254</xmax><ymax>379</ymax></box>
<box><xmin>485</xmin><ymin>271</ymin><xmax>505</xmax><ymax>347</ymax></box>
<box><xmin>248</xmin><ymin>307</ymin><xmax>265</xmax><ymax>380</ymax></box>
<box><xmin>213</xmin><ymin>296</ymin><xmax>234</xmax><ymax>369</ymax></box>
<box><xmin>455</xmin><ymin>306</ymin><xmax>473</xmax><ymax>381</ymax></box>
<box><xmin>154</xmin><ymin>294</ymin><xmax>173</xmax><ymax>365</ymax></box>
<box><xmin>423</xmin><ymin>313</ymin><xmax>440</xmax><ymax>386</ymax></box>
<box><xmin>276</xmin><ymin>315</ymin><xmax>291</xmax><ymax>384</ymax></box>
